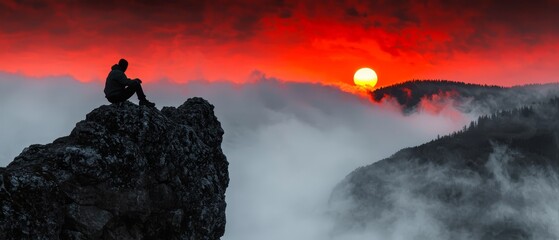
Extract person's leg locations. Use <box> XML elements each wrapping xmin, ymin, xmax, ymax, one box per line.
<box><xmin>130</xmin><ymin>81</ymin><xmax>155</xmax><ymax>107</ymax></box>
<box><xmin>106</xmin><ymin>86</ymin><xmax>136</xmax><ymax>103</ymax></box>
<box><xmin>130</xmin><ymin>81</ymin><xmax>147</xmax><ymax>101</ymax></box>
<box><xmin>123</xmin><ymin>85</ymin><xmax>138</xmax><ymax>100</ymax></box>
<box><xmin>108</xmin><ymin>81</ymin><xmax>154</xmax><ymax>106</ymax></box>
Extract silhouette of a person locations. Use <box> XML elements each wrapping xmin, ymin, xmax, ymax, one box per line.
<box><xmin>104</xmin><ymin>59</ymin><xmax>155</xmax><ymax>107</ymax></box>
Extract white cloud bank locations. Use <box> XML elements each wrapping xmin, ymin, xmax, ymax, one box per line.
<box><xmin>0</xmin><ymin>72</ymin><xmax>474</xmax><ymax>240</ymax></box>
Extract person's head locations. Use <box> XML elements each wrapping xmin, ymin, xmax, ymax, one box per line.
<box><xmin>118</xmin><ymin>58</ymin><xmax>128</xmax><ymax>72</ymax></box>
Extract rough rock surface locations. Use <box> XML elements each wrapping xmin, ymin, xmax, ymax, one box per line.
<box><xmin>0</xmin><ymin>97</ymin><xmax>229</xmax><ymax>239</ymax></box>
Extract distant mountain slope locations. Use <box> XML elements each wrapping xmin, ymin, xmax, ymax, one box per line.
<box><xmin>371</xmin><ymin>80</ymin><xmax>559</xmax><ymax>114</ymax></box>
<box><xmin>330</xmin><ymin>98</ymin><xmax>559</xmax><ymax>239</ymax></box>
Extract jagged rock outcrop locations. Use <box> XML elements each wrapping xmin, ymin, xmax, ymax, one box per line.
<box><xmin>0</xmin><ymin>97</ymin><xmax>229</xmax><ymax>239</ymax></box>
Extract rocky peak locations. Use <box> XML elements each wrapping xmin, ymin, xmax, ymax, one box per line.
<box><xmin>0</xmin><ymin>98</ymin><xmax>229</xmax><ymax>239</ymax></box>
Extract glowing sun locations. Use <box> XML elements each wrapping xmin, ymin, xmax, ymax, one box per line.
<box><xmin>354</xmin><ymin>67</ymin><xmax>378</xmax><ymax>90</ymax></box>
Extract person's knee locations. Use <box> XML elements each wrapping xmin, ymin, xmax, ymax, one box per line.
<box><xmin>130</xmin><ymin>81</ymin><xmax>141</xmax><ymax>89</ymax></box>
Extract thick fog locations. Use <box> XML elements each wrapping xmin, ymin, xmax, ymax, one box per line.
<box><xmin>329</xmin><ymin>144</ymin><xmax>559</xmax><ymax>240</ymax></box>
<box><xmin>0</xmin><ymin>73</ymin><xmax>105</xmax><ymax>163</ymax></box>
<box><xmin>0</xmin><ymin>72</ymin><xmax>476</xmax><ymax>239</ymax></box>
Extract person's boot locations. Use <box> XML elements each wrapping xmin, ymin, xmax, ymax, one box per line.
<box><xmin>139</xmin><ymin>99</ymin><xmax>156</xmax><ymax>107</ymax></box>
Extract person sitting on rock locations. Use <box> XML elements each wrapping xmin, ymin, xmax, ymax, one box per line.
<box><xmin>104</xmin><ymin>58</ymin><xmax>156</xmax><ymax>107</ymax></box>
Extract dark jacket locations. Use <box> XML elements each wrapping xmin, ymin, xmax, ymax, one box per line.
<box><xmin>104</xmin><ymin>64</ymin><xmax>137</xmax><ymax>98</ymax></box>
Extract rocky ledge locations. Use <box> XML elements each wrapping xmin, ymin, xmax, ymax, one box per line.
<box><xmin>0</xmin><ymin>98</ymin><xmax>229</xmax><ymax>240</ymax></box>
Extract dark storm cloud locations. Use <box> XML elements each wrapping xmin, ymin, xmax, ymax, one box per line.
<box><xmin>437</xmin><ymin>0</ymin><xmax>559</xmax><ymax>50</ymax></box>
<box><xmin>2</xmin><ymin>0</ymin><xmax>558</xmax><ymax>55</ymax></box>
<box><xmin>345</xmin><ymin>7</ymin><xmax>360</xmax><ymax>17</ymax></box>
<box><xmin>0</xmin><ymin>0</ymin><xmax>53</xmax><ymax>32</ymax></box>
<box><xmin>340</xmin><ymin>0</ymin><xmax>559</xmax><ymax>55</ymax></box>
<box><xmin>372</xmin><ymin>0</ymin><xmax>559</xmax><ymax>35</ymax></box>
<box><xmin>477</xmin><ymin>0</ymin><xmax>559</xmax><ymax>34</ymax></box>
<box><xmin>0</xmin><ymin>0</ymin><xmax>290</xmax><ymax>42</ymax></box>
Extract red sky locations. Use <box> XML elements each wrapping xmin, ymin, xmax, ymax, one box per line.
<box><xmin>1</xmin><ymin>0</ymin><xmax>559</xmax><ymax>91</ymax></box>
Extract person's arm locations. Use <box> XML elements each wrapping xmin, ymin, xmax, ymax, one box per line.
<box><xmin>115</xmin><ymin>72</ymin><xmax>137</xmax><ymax>86</ymax></box>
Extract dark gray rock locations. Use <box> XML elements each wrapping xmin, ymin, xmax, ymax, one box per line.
<box><xmin>0</xmin><ymin>97</ymin><xmax>229</xmax><ymax>240</ymax></box>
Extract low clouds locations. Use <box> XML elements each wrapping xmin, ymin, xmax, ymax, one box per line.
<box><xmin>3</xmin><ymin>72</ymin><xmax>557</xmax><ymax>239</ymax></box>
<box><xmin>0</xmin><ymin>73</ymin><xmax>105</xmax><ymax>163</ymax></box>
<box><xmin>330</xmin><ymin>144</ymin><xmax>559</xmax><ymax>239</ymax></box>
<box><xmin>0</xmin><ymin>72</ymin><xmax>473</xmax><ymax>239</ymax></box>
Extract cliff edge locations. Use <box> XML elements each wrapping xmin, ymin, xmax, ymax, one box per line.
<box><xmin>0</xmin><ymin>97</ymin><xmax>229</xmax><ymax>239</ymax></box>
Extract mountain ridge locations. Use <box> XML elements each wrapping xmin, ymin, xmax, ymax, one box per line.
<box><xmin>330</xmin><ymin>97</ymin><xmax>559</xmax><ymax>239</ymax></box>
<box><xmin>371</xmin><ymin>80</ymin><xmax>559</xmax><ymax>114</ymax></box>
